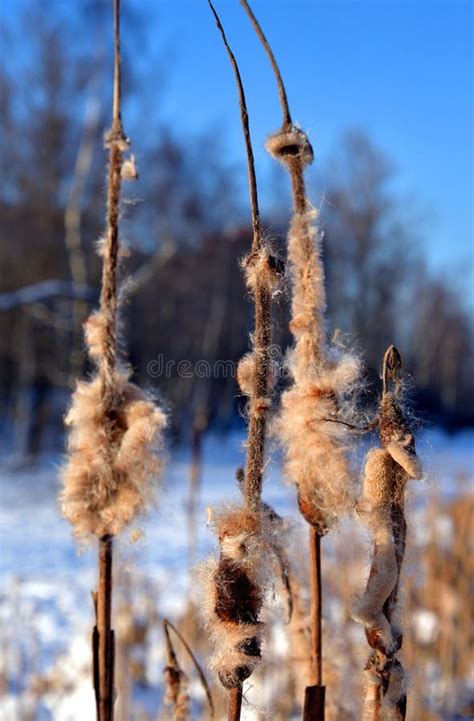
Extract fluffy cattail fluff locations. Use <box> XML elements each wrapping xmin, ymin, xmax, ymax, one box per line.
<box><xmin>242</xmin><ymin>245</ymin><xmax>284</xmax><ymax>296</ymax></box>
<box><xmin>200</xmin><ymin>506</ymin><xmax>284</xmax><ymax>690</ymax></box>
<box><xmin>352</xmin><ymin>346</ymin><xmax>422</xmax><ymax>721</ymax></box>
<box><xmin>60</xmin><ymin>155</ymin><xmax>166</xmax><ymax>539</ymax></box>
<box><xmin>269</xmin><ymin>126</ymin><xmax>360</xmax><ymax>533</ymax></box>
<box><xmin>60</xmin><ymin>7</ymin><xmax>166</xmax><ymax>540</ymax></box>
<box><xmin>60</xmin><ymin>340</ymin><xmax>166</xmax><ymax>539</ymax></box>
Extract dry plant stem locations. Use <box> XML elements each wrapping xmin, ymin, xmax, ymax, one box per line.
<box><xmin>354</xmin><ymin>346</ymin><xmax>422</xmax><ymax>721</ymax></box>
<box><xmin>303</xmin><ymin>527</ymin><xmax>325</xmax><ymax>721</ymax></box>
<box><xmin>303</xmin><ymin>685</ymin><xmax>326</xmax><ymax>721</ymax></box>
<box><xmin>309</xmin><ymin>527</ymin><xmax>322</xmax><ymax>685</ymax></box>
<box><xmin>94</xmin><ymin>2</ymin><xmax>124</xmax><ymax>719</ymax></box>
<box><xmin>207</xmin><ymin>7</ymin><xmax>275</xmax><ymax>720</ymax></box>
<box><xmin>289</xmin><ymin>157</ymin><xmax>308</xmax><ymax>216</ymax></box>
<box><xmin>243</xmin><ymin>5</ymin><xmax>327</xmax><ymax>710</ymax></box>
<box><xmin>96</xmin><ymin>534</ymin><xmax>115</xmax><ymax>721</ymax></box>
<box><xmin>239</xmin><ymin>0</ymin><xmax>291</xmax><ymax>126</ymax></box>
<box><xmin>61</xmin><ymin>0</ymin><xmax>166</xmax><ymax>714</ymax></box>
<box><xmin>163</xmin><ymin>619</ymin><xmax>215</xmax><ymax>718</ymax></box>
<box><xmin>208</xmin><ymin>1</ymin><xmax>272</xmax><ymax>514</ymax></box>
<box><xmin>244</xmin><ymin>279</ymin><xmax>271</xmax><ymax>511</ymax></box>
<box><xmin>228</xmin><ymin>686</ymin><xmax>243</xmax><ymax>721</ymax></box>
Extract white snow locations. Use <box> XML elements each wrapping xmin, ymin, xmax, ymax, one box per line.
<box><xmin>0</xmin><ymin>428</ymin><xmax>472</xmax><ymax>719</ymax></box>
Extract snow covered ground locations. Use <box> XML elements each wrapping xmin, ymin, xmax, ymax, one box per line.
<box><xmin>0</xmin><ymin>428</ymin><xmax>472</xmax><ymax>720</ymax></box>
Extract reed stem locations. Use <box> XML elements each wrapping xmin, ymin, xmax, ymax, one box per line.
<box><xmin>309</xmin><ymin>528</ymin><xmax>322</xmax><ymax>686</ymax></box>
<box><xmin>228</xmin><ymin>686</ymin><xmax>243</xmax><ymax>721</ymax></box>
<box><xmin>207</xmin><ymin>1</ymin><xmax>271</xmax><ymax>516</ymax></box>
<box><xmin>240</xmin><ymin>0</ymin><xmax>292</xmax><ymax>126</ymax></box>
<box><xmin>238</xmin><ymin>6</ymin><xmax>327</xmax><ymax>719</ymax></box>
<box><xmin>304</xmin><ymin>528</ymin><xmax>325</xmax><ymax>721</ymax></box>
<box><xmin>93</xmin><ymin>2</ymin><xmax>123</xmax><ymax>718</ymax></box>
<box><xmin>95</xmin><ymin>534</ymin><xmax>115</xmax><ymax>721</ymax></box>
<box><xmin>208</xmin><ymin>5</ymin><xmax>274</xmax><ymax>719</ymax></box>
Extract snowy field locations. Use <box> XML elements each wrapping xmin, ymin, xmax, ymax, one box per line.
<box><xmin>0</xmin><ymin>428</ymin><xmax>472</xmax><ymax>720</ymax></box>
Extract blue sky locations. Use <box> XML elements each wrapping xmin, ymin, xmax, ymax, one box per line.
<box><xmin>144</xmin><ymin>0</ymin><xmax>473</xmax><ymax>295</ymax></box>
<box><xmin>3</xmin><ymin>0</ymin><xmax>473</xmax><ymax>296</ymax></box>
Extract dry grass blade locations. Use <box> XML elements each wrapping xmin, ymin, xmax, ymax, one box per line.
<box><xmin>163</xmin><ymin>619</ymin><xmax>215</xmax><ymax>719</ymax></box>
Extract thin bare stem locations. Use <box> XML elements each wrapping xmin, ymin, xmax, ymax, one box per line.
<box><xmin>94</xmin><ymin>2</ymin><xmax>126</xmax><ymax>718</ymax></box>
<box><xmin>207</xmin><ymin>7</ymin><xmax>276</xmax><ymax>720</ymax></box>
<box><xmin>112</xmin><ymin>0</ymin><xmax>122</xmax><ymax>130</ymax></box>
<box><xmin>320</xmin><ymin>417</ymin><xmax>377</xmax><ymax>433</ymax></box>
<box><xmin>239</xmin><ymin>0</ymin><xmax>292</xmax><ymax>127</ymax></box>
<box><xmin>309</xmin><ymin>527</ymin><xmax>322</xmax><ymax>686</ymax></box>
<box><xmin>163</xmin><ymin>619</ymin><xmax>215</xmax><ymax>718</ymax></box>
<box><xmin>208</xmin><ymin>1</ymin><xmax>260</xmax><ymax>245</ymax></box>
<box><xmin>228</xmin><ymin>686</ymin><xmax>243</xmax><ymax>721</ymax></box>
<box><xmin>302</xmin><ymin>528</ymin><xmax>325</xmax><ymax>721</ymax></box>
<box><xmin>208</xmin><ymin>0</ymin><xmax>272</xmax><ymax>514</ymax></box>
<box><xmin>95</xmin><ymin>535</ymin><xmax>115</xmax><ymax>721</ymax></box>
<box><xmin>303</xmin><ymin>685</ymin><xmax>326</xmax><ymax>721</ymax></box>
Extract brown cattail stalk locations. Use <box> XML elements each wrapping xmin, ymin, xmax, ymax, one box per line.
<box><xmin>206</xmin><ymin>4</ymin><xmax>283</xmax><ymax>719</ymax></box>
<box><xmin>206</xmin><ymin>4</ymin><xmax>273</xmax><ymax>511</ymax></box>
<box><xmin>352</xmin><ymin>346</ymin><xmax>422</xmax><ymax>721</ymax></box>
<box><xmin>94</xmin><ymin>7</ymin><xmax>123</xmax><ymax>717</ymax></box>
<box><xmin>240</xmin><ymin>3</ymin><xmax>360</xmax><ymax>718</ymax></box>
<box><xmin>60</xmin><ymin>2</ymin><xmax>165</xmax><ymax>720</ymax></box>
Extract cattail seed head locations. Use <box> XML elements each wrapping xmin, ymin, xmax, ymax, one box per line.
<box><xmin>237</xmin><ymin>353</ymin><xmax>256</xmax><ymax>397</ymax></box>
<box><xmin>353</xmin><ymin>349</ymin><xmax>422</xmax><ymax>717</ymax></box>
<box><xmin>84</xmin><ymin>311</ymin><xmax>109</xmax><ymax>362</ymax></box>
<box><xmin>199</xmin><ymin>506</ymin><xmax>286</xmax><ymax>689</ymax></box>
<box><xmin>104</xmin><ymin>129</ymin><xmax>130</xmax><ymax>151</ymax></box>
<box><xmin>275</xmin><ymin>347</ymin><xmax>361</xmax><ymax>532</ymax></box>
<box><xmin>60</xmin><ymin>370</ymin><xmax>166</xmax><ymax>539</ymax></box>
<box><xmin>243</xmin><ymin>246</ymin><xmax>284</xmax><ymax>294</ymax></box>
<box><xmin>60</xmin><ymin>309</ymin><xmax>167</xmax><ymax>541</ymax></box>
<box><xmin>273</xmin><ymin>159</ymin><xmax>361</xmax><ymax>531</ymax></box>
<box><xmin>121</xmin><ymin>154</ymin><xmax>138</xmax><ymax>180</ymax></box>
<box><xmin>266</xmin><ymin>125</ymin><xmax>314</xmax><ymax>166</ymax></box>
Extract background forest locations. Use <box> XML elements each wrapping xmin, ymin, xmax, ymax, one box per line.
<box><xmin>0</xmin><ymin>0</ymin><xmax>473</xmax><ymax>460</ymax></box>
